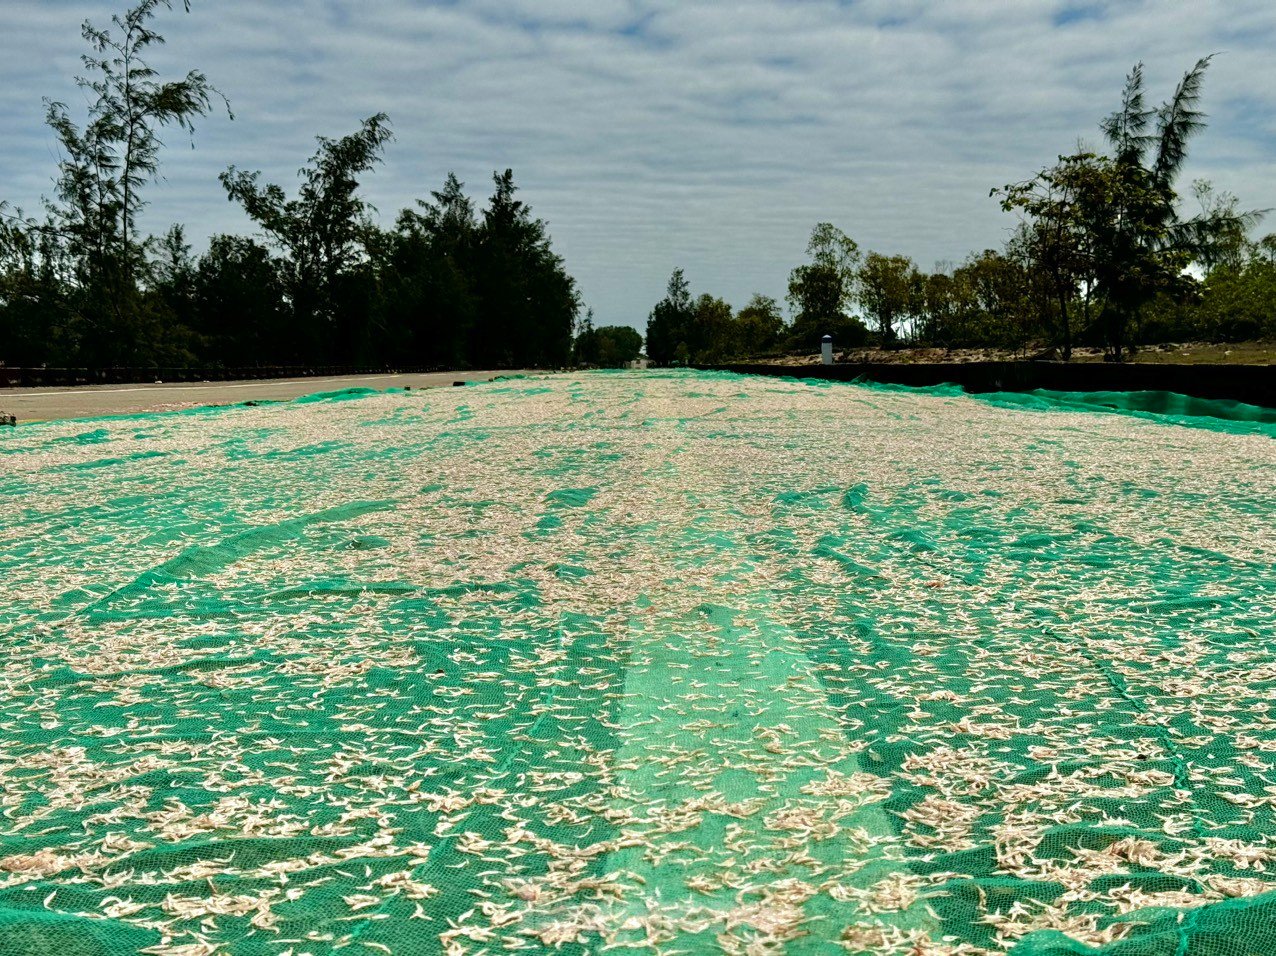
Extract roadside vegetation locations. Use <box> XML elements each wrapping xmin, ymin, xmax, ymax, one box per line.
<box><xmin>1</xmin><ymin>2</ymin><xmax>1270</xmax><ymax>374</ymax></box>
<box><xmin>647</xmin><ymin>58</ymin><xmax>1274</xmax><ymax>366</ymax></box>
<box><xmin>0</xmin><ymin>1</ymin><xmax>579</xmax><ymax>372</ymax></box>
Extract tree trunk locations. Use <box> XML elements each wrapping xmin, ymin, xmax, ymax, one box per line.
<box><xmin>1057</xmin><ymin>292</ymin><xmax>1071</xmax><ymax>362</ymax></box>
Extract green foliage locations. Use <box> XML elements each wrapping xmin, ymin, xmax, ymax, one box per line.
<box><xmin>914</xmin><ymin>250</ymin><xmax>1036</xmax><ymax>351</ymax></box>
<box><xmin>70</xmin><ymin>0</ymin><xmax>229</xmax><ymax>259</ymax></box>
<box><xmin>473</xmin><ymin>170</ymin><xmax>579</xmax><ymax>367</ymax></box>
<box><xmin>1177</xmin><ymin>244</ymin><xmax>1276</xmax><ymax>341</ymax></box>
<box><xmin>0</xmin><ymin>0</ymin><xmax>226</xmax><ymax>367</ymax></box>
<box><xmin>1183</xmin><ymin>180</ymin><xmax>1260</xmax><ymax>273</ymax></box>
<box><xmin>574</xmin><ymin>322</ymin><xmax>642</xmax><ymax>367</ymax></box>
<box><xmin>375</xmin><ymin>170</ymin><xmax>579</xmax><ymax>369</ymax></box>
<box><xmin>998</xmin><ymin>152</ymin><xmax>1111</xmax><ymax>359</ymax></box>
<box><xmin>645</xmin><ymin>268</ymin><xmax>696</xmax><ymax>366</ymax></box>
<box><xmin>735</xmin><ymin>294</ymin><xmax>786</xmax><ymax>354</ymax></box>
<box><xmin>0</xmin><ymin>216</ymin><xmax>75</xmax><ymax>366</ymax></box>
<box><xmin>858</xmin><ymin>252</ymin><xmax>924</xmax><ymax>345</ymax></box>
<box><xmin>0</xmin><ymin>2</ymin><xmax>581</xmax><ymax>372</ymax></box>
<box><xmin>221</xmin><ymin>114</ymin><xmax>393</xmax><ymax>363</ymax></box>
<box><xmin>380</xmin><ymin>172</ymin><xmax>479</xmax><ymax>369</ymax></box>
<box><xmin>646</xmin><ymin>275</ymin><xmax>815</xmax><ymax>365</ymax></box>
<box><xmin>4</xmin><ymin>24</ymin><xmax>1269</xmax><ymax>372</ymax></box>
<box><xmin>1000</xmin><ymin>57</ymin><xmax>1266</xmax><ymax>360</ymax></box>
<box><xmin>787</xmin><ymin>223</ymin><xmax>861</xmax><ymax>345</ymax></box>
<box><xmin>189</xmin><ymin>234</ymin><xmax>289</xmax><ymax>364</ymax></box>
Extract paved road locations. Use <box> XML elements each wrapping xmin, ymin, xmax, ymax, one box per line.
<box><xmin>0</xmin><ymin>370</ymin><xmax>531</xmax><ymax>423</ymax></box>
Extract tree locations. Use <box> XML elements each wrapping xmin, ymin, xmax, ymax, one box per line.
<box><xmin>956</xmin><ymin>249</ymin><xmax>1034</xmax><ymax>350</ymax></box>
<box><xmin>735</xmin><ymin>293</ymin><xmax>786</xmax><ymax>355</ymax></box>
<box><xmin>136</xmin><ymin>223</ymin><xmax>200</xmax><ymax>363</ymax></box>
<box><xmin>0</xmin><ymin>218</ymin><xmax>74</xmax><ymax>366</ymax></box>
<box><xmin>150</xmin><ymin>224</ymin><xmax>195</xmax><ymax>309</ymax></box>
<box><xmin>1188</xmin><ymin>180</ymin><xmax>1252</xmax><ymax>274</ymax></box>
<box><xmin>918</xmin><ymin>269</ymin><xmax>967</xmax><ymax>349</ymax></box>
<box><xmin>688</xmin><ymin>293</ymin><xmax>735</xmax><ymax>362</ymax></box>
<box><xmin>386</xmin><ymin>172</ymin><xmax>479</xmax><ymax>366</ymax></box>
<box><xmin>1</xmin><ymin>0</ymin><xmax>225</xmax><ymax>366</ymax></box>
<box><xmin>998</xmin><ymin>58</ymin><xmax>1264</xmax><ymax>359</ymax></box>
<box><xmin>221</xmin><ymin>114</ymin><xmax>394</xmax><ymax>363</ymax></box>
<box><xmin>370</xmin><ymin>170</ymin><xmax>581</xmax><ymax>370</ymax></box>
<box><xmin>575</xmin><ymin>322</ymin><xmax>642</xmax><ymax>367</ymax></box>
<box><xmin>859</xmin><ymin>252</ymin><xmax>924</xmax><ymax>345</ymax></box>
<box><xmin>807</xmin><ymin>223</ymin><xmax>861</xmax><ymax>284</ymax></box>
<box><xmin>74</xmin><ymin>2</ymin><xmax>227</xmax><ymax>269</ymax></box>
<box><xmin>1190</xmin><ymin>244</ymin><xmax>1276</xmax><ymax>341</ymax></box>
<box><xmin>474</xmin><ymin>169</ymin><xmax>578</xmax><ymax>367</ymax></box>
<box><xmin>1091</xmin><ymin>57</ymin><xmax>1261</xmax><ymax>359</ymax></box>
<box><xmin>1255</xmin><ymin>234</ymin><xmax>1276</xmax><ymax>267</ymax></box>
<box><xmin>644</xmin><ymin>283</ymin><xmax>794</xmax><ymax>364</ymax></box>
<box><xmin>787</xmin><ymin>223</ymin><xmax>860</xmax><ymax>345</ymax></box>
<box><xmin>998</xmin><ymin>151</ymin><xmax>1109</xmax><ymax>359</ymax></box>
<box><xmin>646</xmin><ymin>268</ymin><xmax>695</xmax><ymax>366</ymax></box>
<box><xmin>191</xmin><ymin>234</ymin><xmax>287</xmax><ymax>365</ymax></box>
<box><xmin>3</xmin><ymin>5</ymin><xmax>588</xmax><ymax>373</ymax></box>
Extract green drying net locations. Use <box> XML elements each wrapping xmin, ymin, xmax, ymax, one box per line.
<box><xmin>0</xmin><ymin>369</ymin><xmax>1273</xmax><ymax>955</ymax></box>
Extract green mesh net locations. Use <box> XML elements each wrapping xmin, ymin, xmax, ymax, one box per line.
<box><xmin>0</xmin><ymin>369</ymin><xmax>1273</xmax><ymax>955</ymax></box>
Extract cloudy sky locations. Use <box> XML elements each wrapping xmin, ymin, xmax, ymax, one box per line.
<box><xmin>4</xmin><ymin>1</ymin><xmax>1275</xmax><ymax>332</ymax></box>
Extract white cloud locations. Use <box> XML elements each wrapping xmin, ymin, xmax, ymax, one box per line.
<box><xmin>3</xmin><ymin>0</ymin><xmax>1274</xmax><ymax>334</ymax></box>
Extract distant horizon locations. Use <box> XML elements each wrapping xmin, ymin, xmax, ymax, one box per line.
<box><xmin>4</xmin><ymin>0</ymin><xmax>1274</xmax><ymax>333</ymax></box>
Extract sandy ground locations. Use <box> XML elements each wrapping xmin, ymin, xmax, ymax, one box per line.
<box><xmin>0</xmin><ymin>370</ymin><xmax>530</xmax><ymax>423</ymax></box>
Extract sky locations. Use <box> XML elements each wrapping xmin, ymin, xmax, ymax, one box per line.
<box><xmin>3</xmin><ymin>1</ymin><xmax>1275</xmax><ymax>333</ymax></box>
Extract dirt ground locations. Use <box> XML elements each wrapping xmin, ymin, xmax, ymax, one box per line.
<box><xmin>0</xmin><ymin>370</ymin><xmax>526</xmax><ymax>423</ymax></box>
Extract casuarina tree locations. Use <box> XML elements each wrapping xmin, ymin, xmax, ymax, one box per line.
<box><xmin>1</xmin><ymin>0</ymin><xmax>227</xmax><ymax>365</ymax></box>
<box><xmin>221</xmin><ymin>114</ymin><xmax>394</xmax><ymax>363</ymax></box>
<box><xmin>1005</xmin><ymin>57</ymin><xmax>1263</xmax><ymax>360</ymax></box>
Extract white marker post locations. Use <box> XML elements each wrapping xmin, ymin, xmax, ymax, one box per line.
<box><xmin>821</xmin><ymin>335</ymin><xmax>834</xmax><ymax>366</ymax></box>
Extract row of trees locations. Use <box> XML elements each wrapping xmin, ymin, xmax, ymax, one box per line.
<box><xmin>645</xmin><ymin>270</ymin><xmax>786</xmax><ymax>366</ymax></box>
<box><xmin>4</xmin><ymin>6</ymin><xmax>1269</xmax><ymax>371</ymax></box>
<box><xmin>644</xmin><ymin>225</ymin><xmax>1045</xmax><ymax>366</ymax></box>
<box><xmin>0</xmin><ymin>1</ymin><xmax>581</xmax><ymax>370</ymax></box>
<box><xmin>648</xmin><ymin>57</ymin><xmax>1272</xmax><ymax>365</ymax></box>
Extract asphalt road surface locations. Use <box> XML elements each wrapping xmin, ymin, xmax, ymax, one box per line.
<box><xmin>0</xmin><ymin>371</ymin><xmax>529</xmax><ymax>423</ymax></box>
